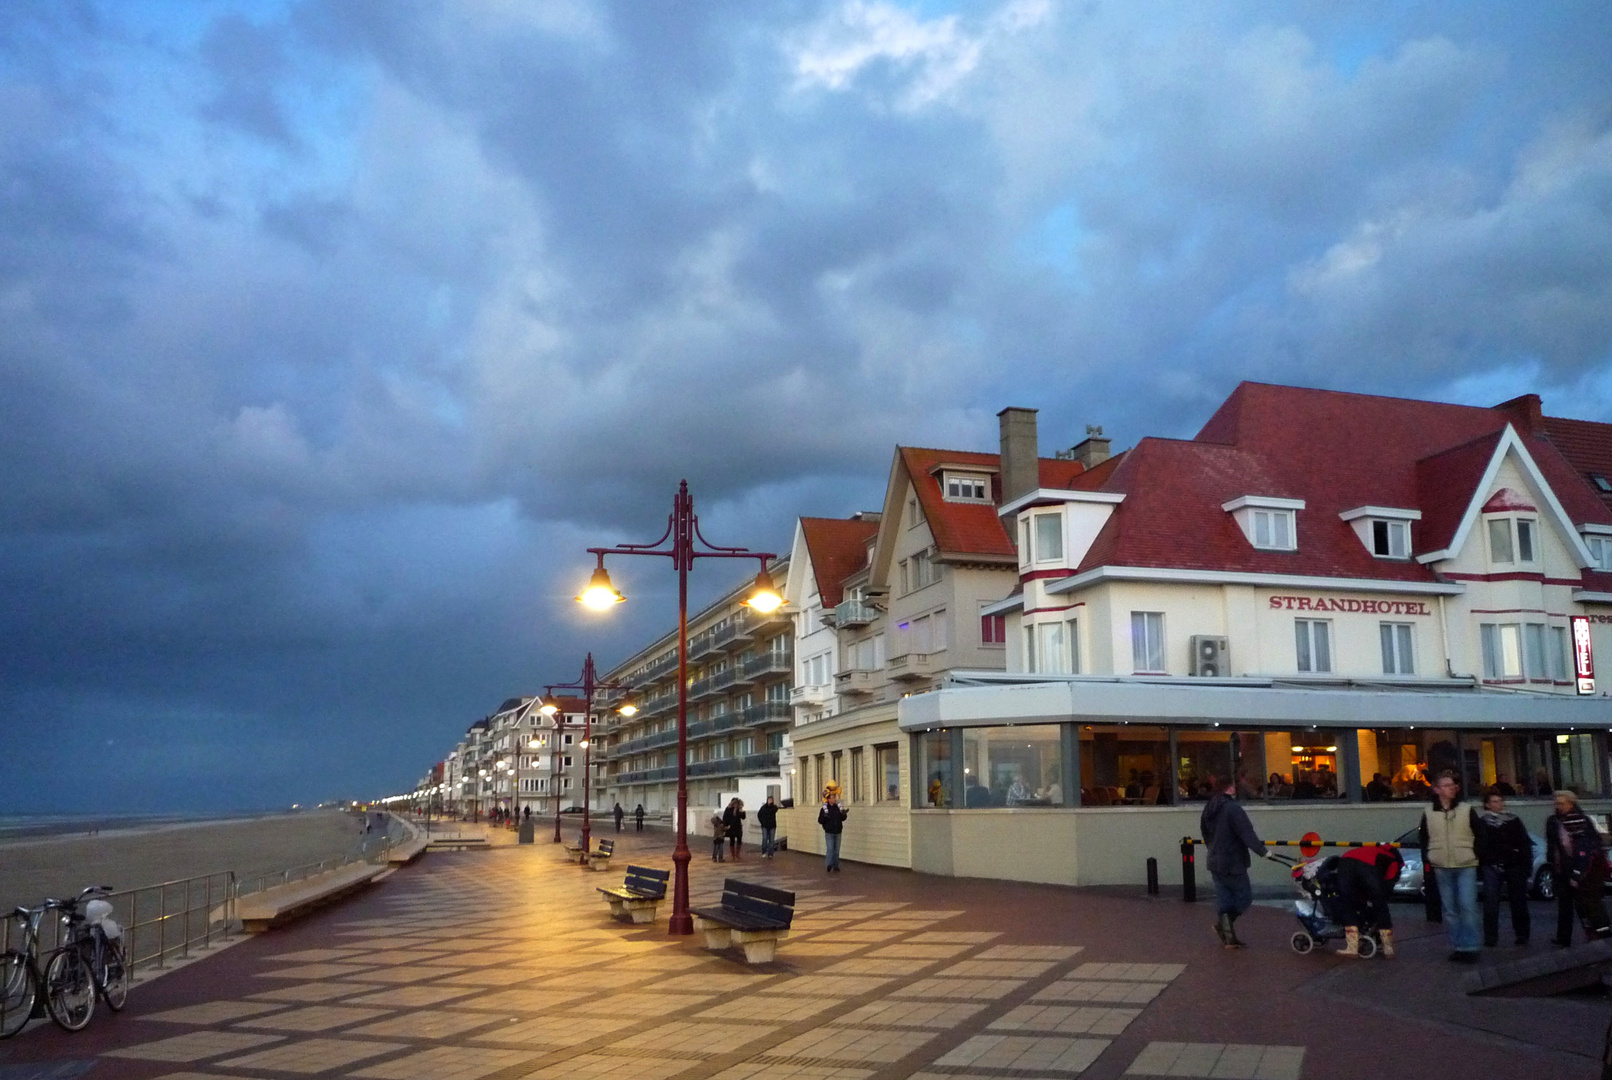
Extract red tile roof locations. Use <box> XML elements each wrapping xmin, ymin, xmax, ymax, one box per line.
<box><xmin>1075</xmin><ymin>382</ymin><xmax>1612</xmax><ymax>578</ymax></box>
<box><xmin>799</xmin><ymin>517</ymin><xmax>880</xmax><ymax>608</ymax></box>
<box><xmin>1541</xmin><ymin>414</ymin><xmax>1612</xmax><ymax>513</ymax></box>
<box><xmin>897</xmin><ymin>446</ymin><xmax>1091</xmax><ymax>559</ymax></box>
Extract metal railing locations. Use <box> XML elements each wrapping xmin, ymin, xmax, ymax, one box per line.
<box><xmin>235</xmin><ymin>835</ymin><xmax>393</xmax><ymax>899</ymax></box>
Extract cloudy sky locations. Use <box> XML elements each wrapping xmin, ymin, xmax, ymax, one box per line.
<box><xmin>4</xmin><ymin>1</ymin><xmax>1611</xmax><ymax>812</ymax></box>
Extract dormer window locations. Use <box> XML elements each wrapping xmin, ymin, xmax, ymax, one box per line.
<box><xmin>1340</xmin><ymin>506</ymin><xmax>1421</xmax><ymax>561</ymax></box>
<box><xmin>1372</xmin><ymin>520</ymin><xmax>1409</xmax><ymax>558</ymax></box>
<box><xmin>1488</xmin><ymin>517</ymin><xmax>1537</xmax><ymax>565</ymax></box>
<box><xmin>1585</xmin><ymin>533</ymin><xmax>1612</xmax><ymax>571</ymax></box>
<box><xmin>1592</xmin><ymin>474</ymin><xmax>1612</xmax><ymax>494</ymax></box>
<box><xmin>943</xmin><ymin>471</ymin><xmax>990</xmax><ymax>502</ymax></box>
<box><xmin>1223</xmin><ymin>496</ymin><xmax>1303</xmax><ymax>552</ymax></box>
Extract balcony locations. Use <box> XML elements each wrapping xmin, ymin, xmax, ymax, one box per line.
<box><xmin>834</xmin><ymin>668</ymin><xmax>879</xmax><ymax>696</ymax></box>
<box><xmin>741</xmin><ymin>700</ymin><xmax>792</xmax><ymax>726</ymax></box>
<box><xmin>688</xmin><ymin>674</ymin><xmax>718</xmax><ymax>701</ymax></box>
<box><xmin>713</xmin><ymin>619</ymin><xmax>743</xmax><ymax>650</ymax></box>
<box><xmin>712</xmin><ymin>667</ymin><xmax>737</xmax><ymax>693</ymax></box>
<box><xmin>689</xmin><ymin>630</ymin><xmax>720</xmax><ymax>662</ymax></box>
<box><xmin>642</xmin><ymin>653</ymin><xmax>678</xmax><ymax>682</ymax></box>
<box><xmin>739</xmin><ymin>608</ymin><xmax>788</xmax><ymax>640</ymax></box>
<box><xmin>832</xmin><ymin>599</ymin><xmax>878</xmax><ymax>627</ymax></box>
<box><xmin>689</xmin><ymin>751</ymin><xmax>781</xmax><ymax>779</ymax></box>
<box><xmin>790</xmin><ymin>684</ymin><xmax>834</xmax><ymax>706</ymax></box>
<box><xmin>743</xmin><ymin>650</ymin><xmax>793</xmax><ymax>681</ymax></box>
<box><xmin>887</xmin><ymin>651</ymin><xmax>944</xmax><ymax>681</ymax></box>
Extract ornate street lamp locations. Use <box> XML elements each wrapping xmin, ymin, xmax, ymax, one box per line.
<box><xmin>539</xmin><ymin>654</ymin><xmax>634</xmax><ymax>860</ymax></box>
<box><xmin>577</xmin><ymin>479</ymin><xmax>779</xmax><ymax>935</ymax></box>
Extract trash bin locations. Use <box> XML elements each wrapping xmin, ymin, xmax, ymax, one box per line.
<box><xmin>519</xmin><ymin>819</ymin><xmax>534</xmax><ymax>844</ymax></box>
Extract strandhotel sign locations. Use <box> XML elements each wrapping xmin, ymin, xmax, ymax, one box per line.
<box><xmin>1267</xmin><ymin>595</ymin><xmax>1432</xmax><ymax>616</ymax></box>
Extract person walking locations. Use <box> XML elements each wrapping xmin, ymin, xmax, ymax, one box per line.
<box><xmin>1199</xmin><ymin>776</ymin><xmax>1270</xmax><ymax>948</ymax></box>
<box><xmin>709</xmin><ymin>810</ymin><xmax>726</xmax><ymax>862</ymax></box>
<box><xmin>634</xmin><ymin>803</ymin><xmax>645</xmax><ymax>831</ymax></box>
<box><xmin>1476</xmin><ymin>788</ymin><xmax>1532</xmax><ymax>947</ymax></box>
<box><xmin>613</xmin><ymin>802</ymin><xmax>625</xmax><ymax>833</ymax></box>
<box><xmin>724</xmin><ymin>798</ymin><xmax>746</xmax><ymax>861</ymax></box>
<box><xmin>1418</xmin><ymin>770</ymin><xmax>1482</xmax><ymax>962</ymax></box>
<box><xmin>1334</xmin><ymin>843</ymin><xmax>1403</xmax><ymax>958</ymax></box>
<box><xmin>757</xmin><ymin>795</ymin><xmax>779</xmax><ymax>858</ymax></box>
<box><xmin>1546</xmin><ymin>789</ymin><xmax>1611</xmax><ymax>944</ymax></box>
<box><xmin>819</xmin><ymin>789</ymin><xmax>848</xmax><ymax>873</ymax></box>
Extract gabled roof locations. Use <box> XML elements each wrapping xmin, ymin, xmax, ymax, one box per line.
<box><xmin>799</xmin><ymin>517</ymin><xmax>880</xmax><ymax>608</ymax></box>
<box><xmin>1070</xmin><ymin>382</ymin><xmax>1612</xmax><ymax>579</ymax></box>
<box><xmin>897</xmin><ymin>447</ymin><xmax>1089</xmax><ymax>560</ymax></box>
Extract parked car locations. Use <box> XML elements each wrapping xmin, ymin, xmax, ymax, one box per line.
<box><xmin>1390</xmin><ymin>826</ymin><xmax>1553</xmax><ymax>900</ymax></box>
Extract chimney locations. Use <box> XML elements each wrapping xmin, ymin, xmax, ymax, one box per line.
<box><xmin>997</xmin><ymin>406</ymin><xmax>1040</xmax><ymax>507</ymax></box>
<box><xmin>1058</xmin><ymin>425</ymin><xmax>1111</xmax><ymax>470</ymax></box>
<box><xmin>1493</xmin><ymin>393</ymin><xmax>1543</xmax><ymax>435</ymax></box>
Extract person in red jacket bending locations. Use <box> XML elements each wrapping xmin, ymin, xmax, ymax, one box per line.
<box><xmin>1335</xmin><ymin>843</ymin><xmax>1404</xmax><ymax>958</ymax></box>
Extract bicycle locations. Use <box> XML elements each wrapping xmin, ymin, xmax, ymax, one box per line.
<box><xmin>0</xmin><ymin>892</ymin><xmax>101</xmax><ymax>1036</ymax></box>
<box><xmin>53</xmin><ymin>886</ymin><xmax>128</xmax><ymax>1022</ymax></box>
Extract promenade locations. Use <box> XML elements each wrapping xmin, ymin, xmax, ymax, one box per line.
<box><xmin>0</xmin><ymin>827</ymin><xmax>1600</xmax><ymax>1080</ymax></box>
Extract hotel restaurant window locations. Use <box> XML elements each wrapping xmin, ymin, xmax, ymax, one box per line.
<box><xmin>1360</xmin><ymin>728</ymin><xmax>1606</xmax><ymax>800</ymax></box>
<box><xmin>961</xmin><ymin>725</ymin><xmax>1064</xmax><ymax>807</ymax></box>
<box><xmin>876</xmin><ymin>744</ymin><xmax>901</xmax><ymax>801</ymax></box>
<box><xmin>850</xmin><ymin>747</ymin><xmax>865</xmax><ymax>803</ymax></box>
<box><xmin>918</xmin><ymin>730</ymin><xmax>951</xmax><ymax>806</ymax></box>
<box><xmin>1080</xmin><ymin>725</ymin><xmax>1170</xmax><ymax>805</ymax></box>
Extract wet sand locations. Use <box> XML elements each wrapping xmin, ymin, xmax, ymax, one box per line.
<box><xmin>0</xmin><ymin>809</ymin><xmax>383</xmax><ymax>912</ymax></box>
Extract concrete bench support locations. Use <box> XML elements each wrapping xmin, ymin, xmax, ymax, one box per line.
<box><xmin>235</xmin><ymin>863</ymin><xmax>387</xmax><ymax>932</ymax></box>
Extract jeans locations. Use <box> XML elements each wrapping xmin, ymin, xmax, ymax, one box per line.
<box><xmin>824</xmin><ymin>831</ymin><xmax>842</xmax><ymax>870</ymax></box>
<box><xmin>1211</xmin><ymin>871</ymin><xmax>1252</xmax><ymax>918</ymax></box>
<box><xmin>761</xmin><ymin>827</ymin><xmax>776</xmax><ymax>856</ymax></box>
<box><xmin>1433</xmin><ymin>866</ymin><xmax>1481</xmax><ymax>952</ymax></box>
<box><xmin>1480</xmin><ymin>863</ymin><xmax>1530</xmax><ymax>945</ymax></box>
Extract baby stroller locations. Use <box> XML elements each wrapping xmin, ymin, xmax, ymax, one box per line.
<box><xmin>1287</xmin><ymin>854</ymin><xmax>1382</xmax><ymax>958</ymax></box>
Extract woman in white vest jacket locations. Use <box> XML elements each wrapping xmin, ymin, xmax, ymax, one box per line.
<box><xmin>1417</xmin><ymin>771</ymin><xmax>1483</xmax><ymax>962</ymax></box>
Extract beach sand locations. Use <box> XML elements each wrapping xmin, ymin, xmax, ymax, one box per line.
<box><xmin>0</xmin><ymin>809</ymin><xmax>383</xmax><ymax>913</ymax></box>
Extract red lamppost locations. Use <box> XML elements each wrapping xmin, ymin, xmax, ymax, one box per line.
<box><xmin>539</xmin><ymin>654</ymin><xmax>635</xmax><ymax>858</ymax></box>
<box><xmin>577</xmin><ymin>480</ymin><xmax>780</xmax><ymax>935</ymax></box>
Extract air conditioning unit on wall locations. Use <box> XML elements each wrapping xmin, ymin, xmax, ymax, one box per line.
<box><xmin>1190</xmin><ymin>635</ymin><xmax>1230</xmax><ymax>677</ymax></box>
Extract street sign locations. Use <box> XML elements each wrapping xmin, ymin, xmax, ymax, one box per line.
<box><xmin>1299</xmin><ymin>831</ymin><xmax>1321</xmax><ymax>858</ymax></box>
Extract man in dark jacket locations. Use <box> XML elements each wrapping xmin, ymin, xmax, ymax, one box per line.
<box><xmin>634</xmin><ymin>804</ymin><xmax>645</xmax><ymax>831</ymax></box>
<box><xmin>613</xmin><ymin>802</ymin><xmax>625</xmax><ymax>832</ymax></box>
<box><xmin>819</xmin><ymin>791</ymin><xmax>848</xmax><ymax>872</ymax></box>
<box><xmin>1475</xmin><ymin>789</ymin><xmax>1532</xmax><ymax>947</ymax></box>
<box><xmin>756</xmin><ymin>796</ymin><xmax>779</xmax><ymax>858</ymax></box>
<box><xmin>1200</xmin><ymin>777</ymin><xmax>1270</xmax><ymax>948</ymax></box>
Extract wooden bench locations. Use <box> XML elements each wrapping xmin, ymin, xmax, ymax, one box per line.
<box><xmin>233</xmin><ymin>862</ymin><xmax>387</xmax><ymax>932</ymax></box>
<box><xmin>387</xmin><ymin>837</ymin><xmax>429</xmax><ymax>865</ymax></box>
<box><xmin>691</xmin><ymin>879</ymin><xmax>795</xmax><ymax>964</ymax></box>
<box><xmin>563</xmin><ymin>838</ymin><xmax>615</xmax><ymax>869</ymax></box>
<box><xmin>598</xmin><ymin>865</ymin><xmax>671</xmax><ymax>923</ymax></box>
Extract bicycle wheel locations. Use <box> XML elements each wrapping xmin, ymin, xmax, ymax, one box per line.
<box><xmin>0</xmin><ymin>951</ymin><xmax>35</xmax><ymax>1039</ymax></box>
<box><xmin>43</xmin><ymin>948</ymin><xmax>94</xmax><ymax>1031</ymax></box>
<box><xmin>97</xmin><ymin>938</ymin><xmax>129</xmax><ymax>1011</ymax></box>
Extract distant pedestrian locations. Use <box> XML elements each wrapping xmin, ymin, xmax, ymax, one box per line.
<box><xmin>1419</xmin><ymin>770</ymin><xmax>1482</xmax><ymax>962</ymax></box>
<box><xmin>1199</xmin><ymin>777</ymin><xmax>1270</xmax><ymax>948</ymax></box>
<box><xmin>710</xmin><ymin>811</ymin><xmax>726</xmax><ymax>862</ymax></box>
<box><xmin>613</xmin><ymin>802</ymin><xmax>625</xmax><ymax>833</ymax></box>
<box><xmin>757</xmin><ymin>796</ymin><xmax>779</xmax><ymax>858</ymax></box>
<box><xmin>1547</xmin><ymin>790</ymin><xmax>1611</xmax><ymax>944</ymax></box>
<box><xmin>724</xmin><ymin>798</ymin><xmax>746</xmax><ymax>860</ymax></box>
<box><xmin>1334</xmin><ymin>843</ymin><xmax>1402</xmax><ymax>958</ymax></box>
<box><xmin>818</xmin><ymin>789</ymin><xmax>848</xmax><ymax>872</ymax></box>
<box><xmin>523</xmin><ymin>806</ymin><xmax>531</xmax><ymax>822</ymax></box>
<box><xmin>1476</xmin><ymin>788</ymin><xmax>1532</xmax><ymax>947</ymax></box>
<box><xmin>634</xmin><ymin>804</ymin><xmax>645</xmax><ymax>831</ymax></box>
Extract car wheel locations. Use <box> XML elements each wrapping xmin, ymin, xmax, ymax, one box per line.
<box><xmin>1533</xmin><ymin>866</ymin><xmax>1555</xmax><ymax>901</ymax></box>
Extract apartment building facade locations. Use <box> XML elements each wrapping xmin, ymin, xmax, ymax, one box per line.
<box><xmin>595</xmin><ymin>559</ymin><xmax>795</xmax><ymax>820</ymax></box>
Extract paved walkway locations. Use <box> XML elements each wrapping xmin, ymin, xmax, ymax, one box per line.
<box><xmin>0</xmin><ymin>828</ymin><xmax>1601</xmax><ymax>1080</ymax></box>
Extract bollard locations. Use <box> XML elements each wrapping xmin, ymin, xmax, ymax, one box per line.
<box><xmin>1180</xmin><ymin>837</ymin><xmax>1197</xmax><ymax>903</ymax></box>
<box><xmin>1146</xmin><ymin>857</ymin><xmax>1159</xmax><ymax>896</ymax></box>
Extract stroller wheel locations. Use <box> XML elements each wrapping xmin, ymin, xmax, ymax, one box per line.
<box><xmin>1290</xmin><ymin>931</ymin><xmax>1314</xmax><ymax>955</ymax></box>
<box><xmin>1357</xmin><ymin>934</ymin><xmax>1378</xmax><ymax>959</ymax></box>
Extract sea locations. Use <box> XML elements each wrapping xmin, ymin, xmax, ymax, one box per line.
<box><xmin>0</xmin><ymin>810</ymin><xmax>287</xmax><ymax>844</ymax></box>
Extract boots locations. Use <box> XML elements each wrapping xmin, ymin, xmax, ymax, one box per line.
<box><xmin>1214</xmin><ymin>914</ymin><xmax>1232</xmax><ymax>946</ymax></box>
<box><xmin>1336</xmin><ymin>927</ymin><xmax>1362</xmax><ymax>958</ymax></box>
<box><xmin>1379</xmin><ymin>928</ymin><xmax>1395</xmax><ymax>958</ymax></box>
<box><xmin>1224</xmin><ymin>914</ymin><xmax>1248</xmax><ymax>949</ymax></box>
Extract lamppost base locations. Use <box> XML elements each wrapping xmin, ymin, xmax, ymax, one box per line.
<box><xmin>667</xmin><ymin>913</ymin><xmax>694</xmax><ymax>935</ymax></box>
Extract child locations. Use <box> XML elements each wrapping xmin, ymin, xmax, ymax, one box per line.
<box><xmin>710</xmin><ymin>811</ymin><xmax>726</xmax><ymax>861</ymax></box>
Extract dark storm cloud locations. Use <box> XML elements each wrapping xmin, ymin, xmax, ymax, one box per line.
<box><xmin>2</xmin><ymin>0</ymin><xmax>1611</xmax><ymax>810</ymax></box>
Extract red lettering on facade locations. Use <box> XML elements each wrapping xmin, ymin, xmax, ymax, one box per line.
<box><xmin>1267</xmin><ymin>594</ymin><xmax>1432</xmax><ymax>615</ymax></box>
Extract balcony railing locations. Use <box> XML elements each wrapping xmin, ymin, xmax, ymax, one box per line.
<box><xmin>743</xmin><ymin>651</ymin><xmax>793</xmax><ymax>680</ymax></box>
<box><xmin>741</xmin><ymin>700</ymin><xmax>792</xmax><ymax>726</ymax></box>
<box><xmin>833</xmin><ymin>599</ymin><xmax>878</xmax><ymax>627</ymax></box>
<box><xmin>887</xmin><ymin>651</ymin><xmax>944</xmax><ymax>681</ymax></box>
<box><xmin>739</xmin><ymin>608</ymin><xmax>788</xmax><ymax>640</ymax></box>
<box><xmin>790</xmin><ymin>684</ymin><xmax>834</xmax><ymax>705</ymax></box>
<box><xmin>834</xmin><ymin>668</ymin><xmax>879</xmax><ymax>695</ymax></box>
<box><xmin>689</xmin><ymin>751</ymin><xmax>781</xmax><ymax>779</ymax></box>
<box><xmin>689</xmin><ymin>629</ymin><xmax>720</xmax><ymax>661</ymax></box>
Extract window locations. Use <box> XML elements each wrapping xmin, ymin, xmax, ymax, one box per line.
<box><xmin>1380</xmin><ymin>623</ymin><xmax>1414</xmax><ymax>675</ymax></box>
<box><xmin>1252</xmin><ymin>510</ymin><xmax>1295</xmax><ymax>551</ymax></box>
<box><xmin>563</xmin><ymin>733</ymin><xmax>574</xmax><ymax>746</ymax></box>
<box><xmin>830</xmin><ymin>751</ymin><xmax>842</xmax><ymax>782</ymax></box>
<box><xmin>961</xmin><ymin>725</ymin><xmax>1065</xmax><ymax>806</ymax></box>
<box><xmin>907</xmin><ymin>495</ymin><xmax>923</xmax><ymax>526</ymax></box>
<box><xmin>918</xmin><ymin>730</ymin><xmax>952</xmax><ymax>807</ymax></box>
<box><xmin>1480</xmin><ymin>623</ymin><xmax>1524</xmax><ymax>678</ymax></box>
<box><xmin>1488</xmin><ymin>517</ymin><xmax>1538</xmax><ymax>565</ymax></box>
<box><xmin>1079</xmin><ymin>725</ymin><xmax>1170</xmax><ymax>805</ymax></box>
<box><xmin>907</xmin><ymin>549</ymin><xmax>939</xmax><ymax>591</ymax></box>
<box><xmin>981</xmin><ymin>613</ymin><xmax>1006</xmax><ymax>644</ymax></box>
<box><xmin>850</xmin><ymin>747</ymin><xmax>865</xmax><ymax>802</ymax></box>
<box><xmin>711</xmin><ymin>742</ymin><xmax>729</xmax><ymax>760</ymax></box>
<box><xmin>1131</xmin><ymin>612</ymin><xmax>1165</xmax><ymax>672</ymax></box>
<box><xmin>1587</xmin><ymin>535</ymin><xmax>1612</xmax><ymax>571</ymax></box>
<box><xmin>1029</xmin><ymin>622</ymin><xmax>1068</xmax><ymax>674</ymax></box>
<box><xmin>1066</xmin><ymin>618</ymin><xmax>1081</xmax><ymax>674</ymax></box>
<box><xmin>1524</xmin><ymin>623</ymin><xmax>1547</xmax><ymax>681</ymax></box>
<box><xmin>876</xmin><ymin>745</ymin><xmax>900</xmax><ymax>801</ymax></box>
<box><xmin>1294</xmin><ymin>619</ymin><xmax>1332</xmax><ymax>673</ymax></box>
<box><xmin>561</xmin><ymin>777</ymin><xmax>572</xmax><ymax>791</ymax></box>
<box><xmin>767</xmin><ymin>731</ymin><xmax>784</xmax><ymax>750</ymax></box>
<box><xmin>1260</xmin><ymin>732</ymin><xmax>1344</xmax><ymax>799</ymax></box>
<box><xmin>735</xmin><ymin>736</ymin><xmax>755</xmax><ymax>756</ymax></box>
<box><xmin>944</xmin><ymin>472</ymin><xmax>989</xmax><ymax>501</ymax></box>
<box><xmin>1372</xmin><ymin>520</ymin><xmax>1410</xmax><ymax>558</ymax></box>
<box><xmin>562</xmin><ymin>755</ymin><xmax>574</xmax><ymax>767</ymax></box>
<box><xmin>1033</xmin><ymin>513</ymin><xmax>1064</xmax><ymax>561</ymax></box>
<box><xmin>1549</xmin><ymin>625</ymin><xmax>1570</xmax><ymax>681</ymax></box>
<box><xmin>1518</xmin><ymin>519</ymin><xmax>1536</xmax><ymax>562</ymax></box>
<box><xmin>1594</xmin><ymin>474</ymin><xmax>1612</xmax><ymax>494</ymax></box>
